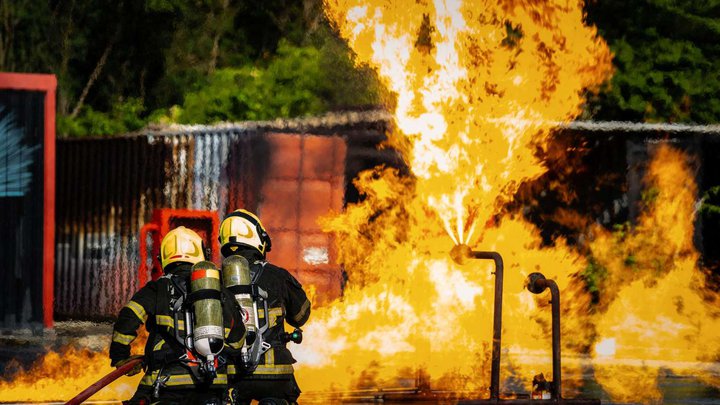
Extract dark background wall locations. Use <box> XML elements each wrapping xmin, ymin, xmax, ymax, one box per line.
<box><xmin>515</xmin><ymin>126</ymin><xmax>720</xmax><ymax>275</ymax></box>
<box><xmin>0</xmin><ymin>90</ymin><xmax>45</xmax><ymax>331</ymax></box>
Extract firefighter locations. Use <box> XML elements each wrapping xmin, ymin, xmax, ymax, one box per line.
<box><xmin>219</xmin><ymin>209</ymin><xmax>311</xmax><ymax>405</ymax></box>
<box><xmin>110</xmin><ymin>226</ymin><xmax>246</xmax><ymax>405</ymax></box>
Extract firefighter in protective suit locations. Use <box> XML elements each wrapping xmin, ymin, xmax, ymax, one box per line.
<box><xmin>110</xmin><ymin>226</ymin><xmax>246</xmax><ymax>405</ymax></box>
<box><xmin>220</xmin><ymin>209</ymin><xmax>311</xmax><ymax>405</ymax></box>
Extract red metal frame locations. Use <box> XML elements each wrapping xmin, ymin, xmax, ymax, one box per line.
<box><xmin>138</xmin><ymin>209</ymin><xmax>220</xmax><ymax>288</ymax></box>
<box><xmin>0</xmin><ymin>73</ymin><xmax>57</xmax><ymax>328</ymax></box>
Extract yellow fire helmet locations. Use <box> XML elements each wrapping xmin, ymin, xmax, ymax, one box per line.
<box><xmin>219</xmin><ymin>209</ymin><xmax>272</xmax><ymax>257</ymax></box>
<box><xmin>160</xmin><ymin>226</ymin><xmax>206</xmax><ymax>269</ymax></box>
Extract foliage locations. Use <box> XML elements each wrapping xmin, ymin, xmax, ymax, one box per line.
<box><xmin>168</xmin><ymin>39</ymin><xmax>383</xmax><ymax>124</ymax></box>
<box><xmin>2</xmin><ymin>0</ymin><xmax>382</xmax><ymax>137</ymax></box>
<box><xmin>579</xmin><ymin>257</ymin><xmax>608</xmax><ymax>304</ymax></box>
<box><xmin>176</xmin><ymin>42</ymin><xmax>325</xmax><ymax>123</ymax></box>
<box><xmin>586</xmin><ymin>0</ymin><xmax>720</xmax><ymax>123</ymax></box>
<box><xmin>701</xmin><ymin>185</ymin><xmax>720</xmax><ymax>219</ymax></box>
<box><xmin>14</xmin><ymin>1</ymin><xmax>720</xmax><ymax>132</ymax></box>
<box><xmin>57</xmin><ymin>98</ymin><xmax>147</xmax><ymax>137</ymax></box>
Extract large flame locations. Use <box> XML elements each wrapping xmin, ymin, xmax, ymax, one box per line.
<box><xmin>589</xmin><ymin>145</ymin><xmax>720</xmax><ymax>403</ymax></box>
<box><xmin>294</xmin><ymin>0</ymin><xmax>612</xmax><ymax>398</ymax></box>
<box><xmin>291</xmin><ymin>0</ymin><xmax>720</xmax><ymax>403</ymax></box>
<box><xmin>323</xmin><ymin>0</ymin><xmax>612</xmax><ymax>244</ymax></box>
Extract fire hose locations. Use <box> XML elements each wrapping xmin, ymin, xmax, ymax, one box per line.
<box><xmin>65</xmin><ymin>357</ymin><xmax>144</xmax><ymax>405</ymax></box>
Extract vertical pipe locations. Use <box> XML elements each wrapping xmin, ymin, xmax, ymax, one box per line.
<box><xmin>471</xmin><ymin>251</ymin><xmax>503</xmax><ymax>400</ymax></box>
<box><xmin>547</xmin><ymin>280</ymin><xmax>562</xmax><ymax>400</ymax></box>
<box><xmin>526</xmin><ymin>273</ymin><xmax>562</xmax><ymax>401</ymax></box>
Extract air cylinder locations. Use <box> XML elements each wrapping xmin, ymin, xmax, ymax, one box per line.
<box><xmin>190</xmin><ymin>261</ymin><xmax>225</xmax><ymax>359</ymax></box>
<box><xmin>222</xmin><ymin>255</ymin><xmax>257</xmax><ymax>342</ymax></box>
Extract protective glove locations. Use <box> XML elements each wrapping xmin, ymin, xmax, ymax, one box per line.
<box><xmin>114</xmin><ymin>354</ymin><xmax>145</xmax><ymax>376</ymax></box>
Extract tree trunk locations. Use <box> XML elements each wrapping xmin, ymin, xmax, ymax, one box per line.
<box><xmin>70</xmin><ymin>40</ymin><xmax>114</xmax><ymax>118</ymax></box>
<box><xmin>57</xmin><ymin>0</ymin><xmax>76</xmax><ymax>116</ymax></box>
<box><xmin>0</xmin><ymin>2</ymin><xmax>15</xmax><ymax>71</ymax></box>
<box><xmin>208</xmin><ymin>0</ymin><xmax>229</xmax><ymax>74</ymax></box>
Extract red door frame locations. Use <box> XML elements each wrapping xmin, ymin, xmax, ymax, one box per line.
<box><xmin>0</xmin><ymin>73</ymin><xmax>57</xmax><ymax>328</ymax></box>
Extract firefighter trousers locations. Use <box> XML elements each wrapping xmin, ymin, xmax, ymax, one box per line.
<box><xmin>228</xmin><ymin>376</ymin><xmax>301</xmax><ymax>405</ymax></box>
<box><xmin>124</xmin><ymin>385</ymin><xmax>225</xmax><ymax>405</ymax></box>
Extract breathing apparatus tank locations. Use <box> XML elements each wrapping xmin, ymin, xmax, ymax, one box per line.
<box><xmin>190</xmin><ymin>260</ymin><xmax>225</xmax><ymax>377</ymax></box>
<box><xmin>221</xmin><ymin>255</ymin><xmax>257</xmax><ymax>341</ymax></box>
<box><xmin>221</xmin><ymin>255</ymin><xmax>271</xmax><ymax>372</ymax></box>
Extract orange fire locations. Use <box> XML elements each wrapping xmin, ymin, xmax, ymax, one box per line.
<box><xmin>291</xmin><ymin>0</ymin><xmax>719</xmax><ymax>403</ymax></box>
<box><xmin>588</xmin><ymin>145</ymin><xmax>720</xmax><ymax>403</ymax></box>
<box><xmin>322</xmin><ymin>0</ymin><xmax>611</xmax><ymax>244</ymax></box>
<box><xmin>0</xmin><ymin>331</ymin><xmax>144</xmax><ymax>402</ymax></box>
<box><xmin>294</xmin><ymin>0</ymin><xmax>612</xmax><ymax>399</ymax></box>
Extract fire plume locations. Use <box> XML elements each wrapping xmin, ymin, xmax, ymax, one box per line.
<box><xmin>589</xmin><ymin>145</ymin><xmax>720</xmax><ymax>403</ymax></box>
<box><xmin>295</xmin><ymin>0</ymin><xmax>613</xmax><ymax>399</ymax></box>
<box><xmin>323</xmin><ymin>0</ymin><xmax>612</xmax><ymax>242</ymax></box>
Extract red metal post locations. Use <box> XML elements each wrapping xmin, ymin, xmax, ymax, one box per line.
<box><xmin>0</xmin><ymin>73</ymin><xmax>57</xmax><ymax>328</ymax></box>
<box><xmin>43</xmin><ymin>80</ymin><xmax>56</xmax><ymax>328</ymax></box>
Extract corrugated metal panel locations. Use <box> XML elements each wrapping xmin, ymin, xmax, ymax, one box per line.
<box><xmin>55</xmin><ymin>130</ymin><xmax>269</xmax><ymax>319</ymax></box>
<box><xmin>52</xmin><ymin>112</ymin><xmax>409</xmax><ymax>319</ymax></box>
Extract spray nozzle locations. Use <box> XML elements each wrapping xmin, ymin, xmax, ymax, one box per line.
<box><xmin>526</xmin><ymin>272</ymin><xmax>549</xmax><ymax>294</ymax></box>
<box><xmin>450</xmin><ymin>244</ymin><xmax>473</xmax><ymax>265</ymax></box>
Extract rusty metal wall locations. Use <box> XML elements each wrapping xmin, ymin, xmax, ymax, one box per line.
<box><xmin>55</xmin><ymin>131</ymin><xmax>269</xmax><ymax>319</ymax></box>
<box><xmin>54</xmin><ymin>111</ymin><xmax>391</xmax><ymax>320</ymax></box>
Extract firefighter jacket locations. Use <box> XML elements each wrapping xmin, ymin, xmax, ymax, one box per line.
<box><xmin>109</xmin><ymin>263</ymin><xmax>246</xmax><ymax>390</ymax></box>
<box><xmin>229</xmin><ymin>256</ymin><xmax>311</xmax><ymax>380</ymax></box>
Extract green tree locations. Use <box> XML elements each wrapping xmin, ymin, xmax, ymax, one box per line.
<box><xmin>586</xmin><ymin>0</ymin><xmax>720</xmax><ymax>123</ymax></box>
<box><xmin>171</xmin><ymin>39</ymin><xmax>383</xmax><ymax>124</ymax></box>
<box><xmin>4</xmin><ymin>0</ymin><xmax>383</xmax><ymax>136</ymax></box>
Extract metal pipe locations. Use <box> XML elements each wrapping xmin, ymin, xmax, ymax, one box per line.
<box><xmin>450</xmin><ymin>244</ymin><xmax>504</xmax><ymax>400</ymax></box>
<box><xmin>526</xmin><ymin>272</ymin><xmax>561</xmax><ymax>401</ymax></box>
